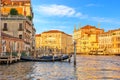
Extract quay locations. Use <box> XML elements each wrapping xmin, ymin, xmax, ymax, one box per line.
<box><xmin>0</xmin><ymin>55</ymin><xmax>20</xmax><ymax>64</ymax></box>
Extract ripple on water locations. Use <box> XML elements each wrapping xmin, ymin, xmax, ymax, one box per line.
<box><xmin>0</xmin><ymin>55</ymin><xmax>120</xmax><ymax>80</ymax></box>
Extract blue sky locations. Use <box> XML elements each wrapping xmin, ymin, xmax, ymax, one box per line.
<box><xmin>31</xmin><ymin>0</ymin><xmax>120</xmax><ymax>34</ymax></box>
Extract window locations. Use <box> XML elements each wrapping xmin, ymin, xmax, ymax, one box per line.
<box><xmin>19</xmin><ymin>35</ymin><xmax>22</xmax><ymax>39</ymax></box>
<box><xmin>118</xmin><ymin>44</ymin><xmax>120</xmax><ymax>48</ymax></box>
<box><xmin>3</xmin><ymin>23</ymin><xmax>8</xmax><ymax>31</ymax></box>
<box><xmin>117</xmin><ymin>37</ymin><xmax>120</xmax><ymax>41</ymax></box>
<box><xmin>18</xmin><ymin>23</ymin><xmax>23</xmax><ymax>31</ymax></box>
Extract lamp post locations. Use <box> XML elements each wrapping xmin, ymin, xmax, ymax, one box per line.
<box><xmin>73</xmin><ymin>40</ymin><xmax>76</xmax><ymax>66</ymax></box>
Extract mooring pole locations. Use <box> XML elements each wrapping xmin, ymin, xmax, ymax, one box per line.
<box><xmin>73</xmin><ymin>40</ymin><xmax>76</xmax><ymax>66</ymax></box>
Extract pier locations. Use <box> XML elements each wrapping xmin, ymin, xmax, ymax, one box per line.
<box><xmin>0</xmin><ymin>55</ymin><xmax>20</xmax><ymax>64</ymax></box>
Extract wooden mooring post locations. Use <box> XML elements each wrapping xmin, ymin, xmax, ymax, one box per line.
<box><xmin>0</xmin><ymin>56</ymin><xmax>20</xmax><ymax>64</ymax></box>
<box><xmin>73</xmin><ymin>40</ymin><xmax>76</xmax><ymax>66</ymax></box>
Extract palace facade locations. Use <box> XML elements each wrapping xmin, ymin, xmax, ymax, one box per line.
<box><xmin>73</xmin><ymin>25</ymin><xmax>104</xmax><ymax>54</ymax></box>
<box><xmin>35</xmin><ymin>34</ymin><xmax>41</xmax><ymax>49</ymax></box>
<box><xmin>98</xmin><ymin>29</ymin><xmax>120</xmax><ymax>55</ymax></box>
<box><xmin>35</xmin><ymin>30</ymin><xmax>73</xmax><ymax>54</ymax></box>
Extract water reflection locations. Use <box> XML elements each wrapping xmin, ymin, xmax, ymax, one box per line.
<box><xmin>28</xmin><ymin>62</ymin><xmax>76</xmax><ymax>80</ymax></box>
<box><xmin>0</xmin><ymin>62</ymin><xmax>34</xmax><ymax>80</ymax></box>
<box><xmin>76</xmin><ymin>55</ymin><xmax>120</xmax><ymax>80</ymax></box>
<box><xmin>0</xmin><ymin>55</ymin><xmax>120</xmax><ymax>80</ymax></box>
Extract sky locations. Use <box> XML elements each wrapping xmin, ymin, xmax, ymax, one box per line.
<box><xmin>31</xmin><ymin>0</ymin><xmax>120</xmax><ymax>34</ymax></box>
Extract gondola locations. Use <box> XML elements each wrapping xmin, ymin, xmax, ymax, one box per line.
<box><xmin>20</xmin><ymin>54</ymin><xmax>72</xmax><ymax>62</ymax></box>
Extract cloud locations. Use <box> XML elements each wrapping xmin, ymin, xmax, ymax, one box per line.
<box><xmin>91</xmin><ymin>17</ymin><xmax>113</xmax><ymax>23</ymax></box>
<box><xmin>34</xmin><ymin>4</ymin><xmax>85</xmax><ymax>18</ymax></box>
<box><xmin>90</xmin><ymin>17</ymin><xmax>120</xmax><ymax>24</ymax></box>
<box><xmin>85</xmin><ymin>3</ymin><xmax>102</xmax><ymax>7</ymax></box>
<box><xmin>33</xmin><ymin>4</ymin><xmax>120</xmax><ymax>27</ymax></box>
<box><xmin>33</xmin><ymin>18</ymin><xmax>49</xmax><ymax>23</ymax></box>
<box><xmin>52</xmin><ymin>26</ymin><xmax>67</xmax><ymax>30</ymax></box>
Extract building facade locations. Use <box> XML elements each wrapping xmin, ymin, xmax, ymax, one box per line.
<box><xmin>1</xmin><ymin>0</ymin><xmax>33</xmax><ymax>17</ymax></box>
<box><xmin>0</xmin><ymin>15</ymin><xmax>36</xmax><ymax>55</ymax></box>
<box><xmin>1</xmin><ymin>32</ymin><xmax>24</xmax><ymax>56</ymax></box>
<box><xmin>35</xmin><ymin>30</ymin><xmax>73</xmax><ymax>55</ymax></box>
<box><xmin>73</xmin><ymin>25</ymin><xmax>104</xmax><ymax>54</ymax></box>
<box><xmin>35</xmin><ymin>34</ymin><xmax>41</xmax><ymax>49</ymax></box>
<box><xmin>112</xmin><ymin>29</ymin><xmax>120</xmax><ymax>54</ymax></box>
<box><xmin>98</xmin><ymin>29</ymin><xmax>120</xmax><ymax>55</ymax></box>
<box><xmin>0</xmin><ymin>0</ymin><xmax>35</xmax><ymax>56</ymax></box>
<box><xmin>98</xmin><ymin>31</ymin><xmax>112</xmax><ymax>54</ymax></box>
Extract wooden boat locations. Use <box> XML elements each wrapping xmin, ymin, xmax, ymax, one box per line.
<box><xmin>20</xmin><ymin>54</ymin><xmax>72</xmax><ymax>62</ymax></box>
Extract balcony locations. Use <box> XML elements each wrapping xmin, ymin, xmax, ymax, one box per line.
<box><xmin>2</xmin><ymin>28</ymin><xmax>8</xmax><ymax>31</ymax></box>
<box><xmin>1</xmin><ymin>15</ymin><xmax>32</xmax><ymax>25</ymax></box>
<box><xmin>26</xmin><ymin>29</ymin><xmax>31</xmax><ymax>33</ymax></box>
<box><xmin>18</xmin><ymin>28</ymin><xmax>23</xmax><ymax>31</ymax></box>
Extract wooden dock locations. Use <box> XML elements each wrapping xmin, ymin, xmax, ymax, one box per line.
<box><xmin>0</xmin><ymin>56</ymin><xmax>20</xmax><ymax>64</ymax></box>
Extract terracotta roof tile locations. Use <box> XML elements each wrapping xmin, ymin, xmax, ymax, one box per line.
<box><xmin>81</xmin><ymin>25</ymin><xmax>95</xmax><ymax>29</ymax></box>
<box><xmin>1</xmin><ymin>0</ymin><xmax>30</xmax><ymax>5</ymax></box>
<box><xmin>42</xmin><ymin>30</ymin><xmax>72</xmax><ymax>37</ymax></box>
<box><xmin>81</xmin><ymin>25</ymin><xmax>103</xmax><ymax>30</ymax></box>
<box><xmin>42</xmin><ymin>30</ymin><xmax>65</xmax><ymax>34</ymax></box>
<box><xmin>35</xmin><ymin>34</ymin><xmax>41</xmax><ymax>37</ymax></box>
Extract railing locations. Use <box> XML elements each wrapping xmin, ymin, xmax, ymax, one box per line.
<box><xmin>2</xmin><ymin>28</ymin><xmax>8</xmax><ymax>31</ymax></box>
<box><xmin>1</xmin><ymin>15</ymin><xmax>32</xmax><ymax>25</ymax></box>
<box><xmin>18</xmin><ymin>28</ymin><xmax>23</xmax><ymax>31</ymax></box>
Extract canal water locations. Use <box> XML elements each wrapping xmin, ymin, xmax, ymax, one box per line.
<box><xmin>0</xmin><ymin>55</ymin><xmax>120</xmax><ymax>80</ymax></box>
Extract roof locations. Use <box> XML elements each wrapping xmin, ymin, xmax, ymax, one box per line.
<box><xmin>1</xmin><ymin>0</ymin><xmax>30</xmax><ymax>5</ymax></box>
<box><xmin>42</xmin><ymin>30</ymin><xmax>72</xmax><ymax>37</ymax></box>
<box><xmin>42</xmin><ymin>30</ymin><xmax>65</xmax><ymax>34</ymax></box>
<box><xmin>35</xmin><ymin>34</ymin><xmax>41</xmax><ymax>37</ymax></box>
<box><xmin>108</xmin><ymin>28</ymin><xmax>120</xmax><ymax>32</ymax></box>
<box><xmin>81</xmin><ymin>25</ymin><xmax>95</xmax><ymax>29</ymax></box>
<box><xmin>100</xmin><ymin>28</ymin><xmax>120</xmax><ymax>35</ymax></box>
<box><xmin>81</xmin><ymin>25</ymin><xmax>103</xmax><ymax>30</ymax></box>
<box><xmin>1</xmin><ymin>0</ymin><xmax>30</xmax><ymax>2</ymax></box>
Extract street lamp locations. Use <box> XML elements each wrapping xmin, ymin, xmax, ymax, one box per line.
<box><xmin>73</xmin><ymin>40</ymin><xmax>76</xmax><ymax>66</ymax></box>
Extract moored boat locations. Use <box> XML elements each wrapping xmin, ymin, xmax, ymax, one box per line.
<box><xmin>20</xmin><ymin>54</ymin><xmax>72</xmax><ymax>62</ymax></box>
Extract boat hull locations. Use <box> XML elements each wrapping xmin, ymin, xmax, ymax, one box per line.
<box><xmin>20</xmin><ymin>55</ymin><xmax>72</xmax><ymax>62</ymax></box>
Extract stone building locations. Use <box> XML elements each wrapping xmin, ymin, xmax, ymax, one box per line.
<box><xmin>1</xmin><ymin>0</ymin><xmax>33</xmax><ymax>17</ymax></box>
<box><xmin>98</xmin><ymin>29</ymin><xmax>120</xmax><ymax>55</ymax></box>
<box><xmin>0</xmin><ymin>16</ymin><xmax>36</xmax><ymax>54</ymax></box>
<box><xmin>35</xmin><ymin>34</ymin><xmax>41</xmax><ymax>49</ymax></box>
<box><xmin>0</xmin><ymin>0</ymin><xmax>35</xmax><ymax>55</ymax></box>
<box><xmin>73</xmin><ymin>25</ymin><xmax>104</xmax><ymax>54</ymax></box>
<box><xmin>35</xmin><ymin>30</ymin><xmax>73</xmax><ymax>54</ymax></box>
<box><xmin>1</xmin><ymin>32</ymin><xmax>24</xmax><ymax>56</ymax></box>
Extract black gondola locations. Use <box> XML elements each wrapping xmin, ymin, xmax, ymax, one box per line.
<box><xmin>20</xmin><ymin>54</ymin><xmax>72</xmax><ymax>62</ymax></box>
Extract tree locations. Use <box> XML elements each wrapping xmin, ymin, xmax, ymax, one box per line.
<box><xmin>10</xmin><ymin>8</ymin><xmax>18</xmax><ymax>15</ymax></box>
<box><xmin>27</xmin><ymin>15</ymin><xmax>32</xmax><ymax>21</ymax></box>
